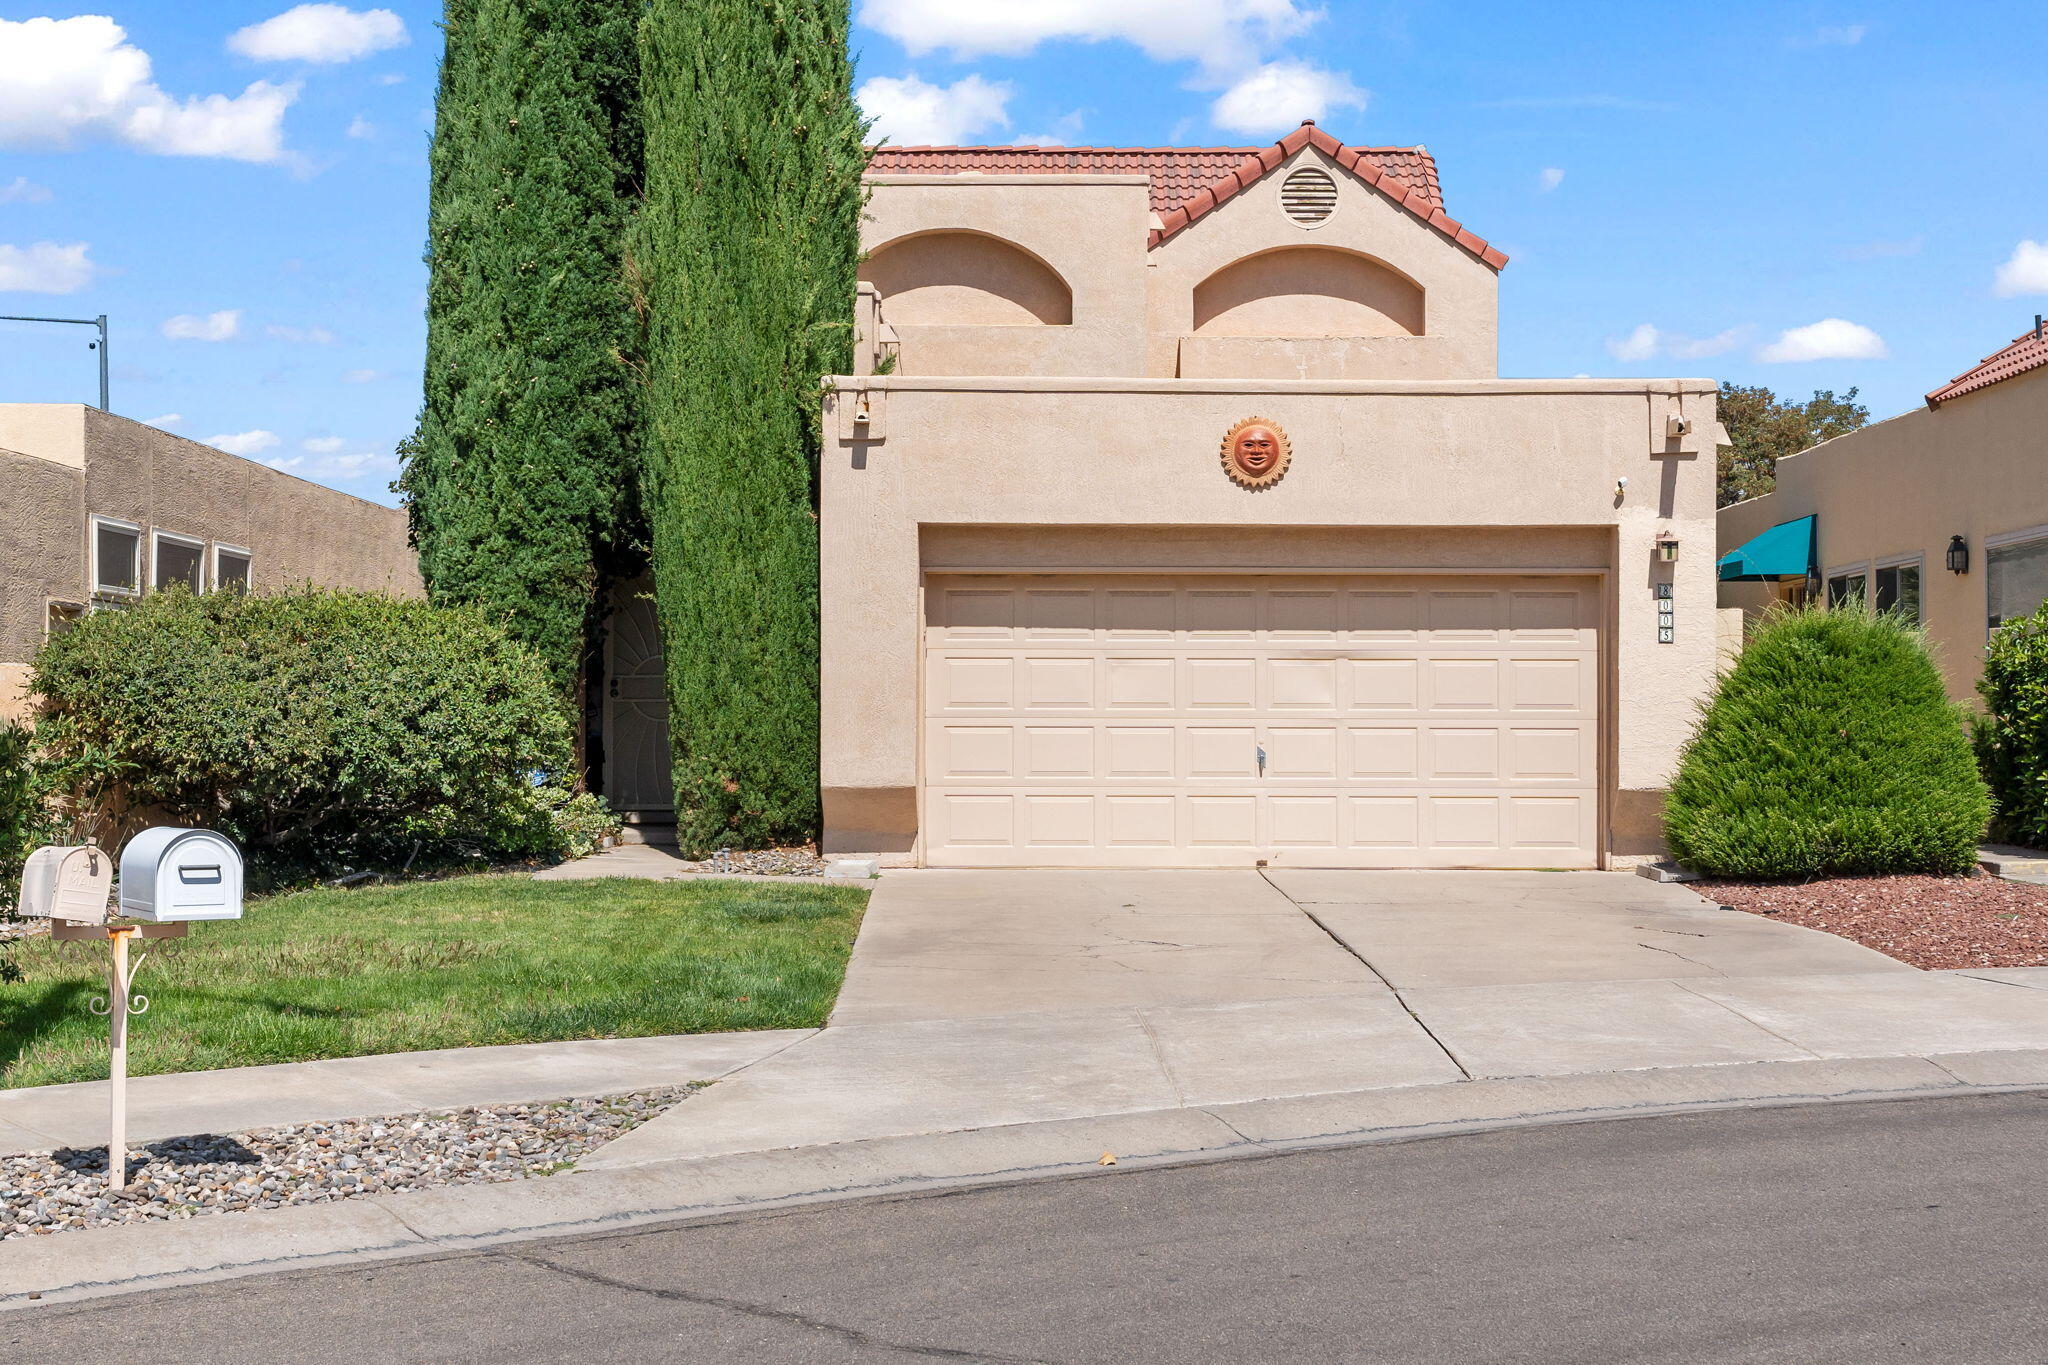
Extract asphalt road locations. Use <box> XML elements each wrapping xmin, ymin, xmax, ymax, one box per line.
<box><xmin>10</xmin><ymin>1092</ymin><xmax>2048</xmax><ymax>1364</ymax></box>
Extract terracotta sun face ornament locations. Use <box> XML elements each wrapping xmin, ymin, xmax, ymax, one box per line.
<box><xmin>1221</xmin><ymin>417</ymin><xmax>1291</xmax><ymax>490</ymax></box>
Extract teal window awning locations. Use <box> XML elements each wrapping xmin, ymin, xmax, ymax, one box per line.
<box><xmin>1718</xmin><ymin>515</ymin><xmax>1817</xmax><ymax>582</ymax></box>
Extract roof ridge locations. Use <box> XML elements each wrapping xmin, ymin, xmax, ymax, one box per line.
<box><xmin>1926</xmin><ymin>321</ymin><xmax>2048</xmax><ymax>407</ymax></box>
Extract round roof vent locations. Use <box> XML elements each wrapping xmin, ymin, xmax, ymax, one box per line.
<box><xmin>1280</xmin><ymin>166</ymin><xmax>1338</xmax><ymax>226</ymax></box>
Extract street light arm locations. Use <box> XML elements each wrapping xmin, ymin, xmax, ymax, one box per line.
<box><xmin>1</xmin><ymin>312</ymin><xmax>109</xmax><ymax>411</ymax></box>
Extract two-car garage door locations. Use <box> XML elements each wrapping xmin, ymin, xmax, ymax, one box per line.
<box><xmin>922</xmin><ymin>574</ymin><xmax>1601</xmax><ymax>868</ymax></box>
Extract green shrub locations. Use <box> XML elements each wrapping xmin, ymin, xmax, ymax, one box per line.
<box><xmin>1665</xmin><ymin>605</ymin><xmax>1989</xmax><ymax>877</ymax></box>
<box><xmin>1976</xmin><ymin>601</ymin><xmax>2048</xmax><ymax>848</ymax></box>
<box><xmin>29</xmin><ymin>590</ymin><xmax>594</xmax><ymax>886</ymax></box>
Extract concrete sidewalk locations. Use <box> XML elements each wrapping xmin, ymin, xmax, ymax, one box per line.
<box><xmin>0</xmin><ymin>1031</ymin><xmax>810</xmax><ymax>1154</ymax></box>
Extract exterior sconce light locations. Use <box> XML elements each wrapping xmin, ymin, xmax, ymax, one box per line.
<box><xmin>1804</xmin><ymin>568</ymin><xmax>1823</xmax><ymax>600</ymax></box>
<box><xmin>1655</xmin><ymin>534</ymin><xmax>1680</xmax><ymax>563</ymax></box>
<box><xmin>1946</xmin><ymin>535</ymin><xmax>1970</xmax><ymax>575</ymax></box>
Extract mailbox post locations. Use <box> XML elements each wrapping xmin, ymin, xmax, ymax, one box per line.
<box><xmin>17</xmin><ymin>827</ymin><xmax>245</xmax><ymax>1190</ymax></box>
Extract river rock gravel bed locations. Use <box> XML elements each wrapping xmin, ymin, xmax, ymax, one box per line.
<box><xmin>679</xmin><ymin>846</ymin><xmax>828</xmax><ymax>877</ymax></box>
<box><xmin>0</xmin><ymin>1085</ymin><xmax>696</xmax><ymax>1239</ymax></box>
<box><xmin>1701</xmin><ymin>872</ymin><xmax>2048</xmax><ymax>969</ymax></box>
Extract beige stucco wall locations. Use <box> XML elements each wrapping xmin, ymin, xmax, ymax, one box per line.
<box><xmin>860</xmin><ymin>176</ymin><xmax>1153</xmax><ymax>378</ymax></box>
<box><xmin>859</xmin><ymin>145</ymin><xmax>1501</xmax><ymax>384</ymax></box>
<box><xmin>820</xmin><ymin>376</ymin><xmax>1720</xmax><ymax>863</ymax></box>
<box><xmin>1717</xmin><ymin>365</ymin><xmax>2048</xmax><ymax>701</ymax></box>
<box><xmin>0</xmin><ymin>405</ymin><xmax>421</xmax><ymax>720</ymax></box>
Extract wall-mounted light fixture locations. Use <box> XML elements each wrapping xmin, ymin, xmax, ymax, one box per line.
<box><xmin>1655</xmin><ymin>533</ymin><xmax>1680</xmax><ymax>563</ymax></box>
<box><xmin>1946</xmin><ymin>535</ymin><xmax>1970</xmax><ymax>575</ymax></box>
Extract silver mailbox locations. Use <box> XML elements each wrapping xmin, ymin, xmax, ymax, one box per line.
<box><xmin>18</xmin><ymin>844</ymin><xmax>114</xmax><ymax>923</ymax></box>
<box><xmin>119</xmin><ymin>827</ymin><xmax>245</xmax><ymax>923</ymax></box>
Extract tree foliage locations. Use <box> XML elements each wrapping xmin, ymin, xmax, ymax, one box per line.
<box><xmin>402</xmin><ymin>0</ymin><xmax>644</xmax><ymax>702</ymax></box>
<box><xmin>30</xmin><ymin>591</ymin><xmax>594</xmax><ymax>887</ymax></box>
<box><xmin>1716</xmin><ymin>382</ymin><xmax>1869</xmax><ymax>507</ymax></box>
<box><xmin>637</xmin><ymin>0</ymin><xmax>868</xmax><ymax>853</ymax></box>
<box><xmin>1976</xmin><ymin>601</ymin><xmax>2048</xmax><ymax>848</ymax></box>
<box><xmin>1665</xmin><ymin>606</ymin><xmax>1988</xmax><ymax>877</ymax></box>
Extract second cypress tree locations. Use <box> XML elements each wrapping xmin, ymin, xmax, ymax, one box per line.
<box><xmin>637</xmin><ymin>0</ymin><xmax>868</xmax><ymax>852</ymax></box>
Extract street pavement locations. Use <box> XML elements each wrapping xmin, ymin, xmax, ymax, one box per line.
<box><xmin>10</xmin><ymin>1090</ymin><xmax>2046</xmax><ymax>1363</ymax></box>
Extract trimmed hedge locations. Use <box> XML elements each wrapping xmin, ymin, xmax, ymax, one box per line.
<box><xmin>1976</xmin><ymin>601</ymin><xmax>2048</xmax><ymax>848</ymax></box>
<box><xmin>1665</xmin><ymin>605</ymin><xmax>1989</xmax><ymax>877</ymax></box>
<box><xmin>29</xmin><ymin>590</ymin><xmax>604</xmax><ymax>886</ymax></box>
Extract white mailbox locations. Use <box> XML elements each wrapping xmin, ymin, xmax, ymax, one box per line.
<box><xmin>119</xmin><ymin>827</ymin><xmax>245</xmax><ymax>922</ymax></box>
<box><xmin>18</xmin><ymin>844</ymin><xmax>114</xmax><ymax>923</ymax></box>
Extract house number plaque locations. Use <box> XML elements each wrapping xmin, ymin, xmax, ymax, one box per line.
<box><xmin>1656</xmin><ymin>581</ymin><xmax>1674</xmax><ymax>643</ymax></box>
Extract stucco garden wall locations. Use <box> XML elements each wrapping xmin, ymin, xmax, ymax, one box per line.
<box><xmin>820</xmin><ymin>376</ymin><xmax>1719</xmax><ymax>863</ymax></box>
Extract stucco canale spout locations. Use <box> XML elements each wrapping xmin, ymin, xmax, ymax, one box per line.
<box><xmin>816</xmin><ymin>127</ymin><xmax>1720</xmax><ymax>867</ymax></box>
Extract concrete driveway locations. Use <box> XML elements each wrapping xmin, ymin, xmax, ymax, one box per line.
<box><xmin>828</xmin><ymin>868</ymin><xmax>1909</xmax><ymax>1025</ymax></box>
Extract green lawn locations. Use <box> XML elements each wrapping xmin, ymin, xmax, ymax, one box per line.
<box><xmin>1</xmin><ymin>874</ymin><xmax>868</xmax><ymax>1089</ymax></box>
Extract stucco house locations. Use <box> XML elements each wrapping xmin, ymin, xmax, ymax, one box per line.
<box><xmin>0</xmin><ymin>403</ymin><xmax>421</xmax><ymax>722</ymax></box>
<box><xmin>766</xmin><ymin>122</ymin><xmax>1724</xmax><ymax>870</ymax></box>
<box><xmin>1718</xmin><ymin>321</ymin><xmax>2048</xmax><ymax>701</ymax></box>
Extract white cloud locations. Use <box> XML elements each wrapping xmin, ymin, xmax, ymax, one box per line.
<box><xmin>858</xmin><ymin>74</ymin><xmax>1011</xmax><ymax>145</ymax></box>
<box><xmin>1538</xmin><ymin>167</ymin><xmax>1565</xmax><ymax>193</ymax></box>
<box><xmin>303</xmin><ymin>435</ymin><xmax>347</xmax><ymax>452</ymax></box>
<box><xmin>1016</xmin><ymin>109</ymin><xmax>1086</xmax><ymax>147</ymax></box>
<box><xmin>0</xmin><ymin>241</ymin><xmax>95</xmax><ymax>294</ymax></box>
<box><xmin>346</xmin><ymin>114</ymin><xmax>375</xmax><ymax>139</ymax></box>
<box><xmin>375</xmin><ymin>72</ymin><xmax>403</xmax><ymax>86</ymax></box>
<box><xmin>207</xmin><ymin>429</ymin><xmax>281</xmax><ymax>456</ymax></box>
<box><xmin>1993</xmin><ymin>240</ymin><xmax>2048</xmax><ymax>298</ymax></box>
<box><xmin>0</xmin><ymin>17</ymin><xmax>295</xmax><ymax>163</ymax></box>
<box><xmin>1758</xmin><ymin>318</ymin><xmax>1888</xmax><ymax>363</ymax></box>
<box><xmin>316</xmin><ymin>451</ymin><xmax>397</xmax><ymax>479</ymax></box>
<box><xmin>263</xmin><ymin>454</ymin><xmax>304</xmax><ymax>471</ymax></box>
<box><xmin>267</xmin><ymin>323</ymin><xmax>336</xmax><ymax>344</ymax></box>
<box><xmin>228</xmin><ymin>5</ymin><xmax>408</xmax><ymax>64</ymax></box>
<box><xmin>1795</xmin><ymin>24</ymin><xmax>1867</xmax><ymax>47</ymax></box>
<box><xmin>1211</xmin><ymin>61</ymin><xmax>1367</xmax><ymax>135</ymax></box>
<box><xmin>857</xmin><ymin>0</ymin><xmax>1318</xmax><ymax>74</ymax></box>
<box><xmin>340</xmin><ymin>368</ymin><xmax>381</xmax><ymax>383</ymax></box>
<box><xmin>147</xmin><ymin>413</ymin><xmax>182</xmax><ymax>428</ymax></box>
<box><xmin>1605</xmin><ymin>323</ymin><xmax>1746</xmax><ymax>363</ymax></box>
<box><xmin>1607</xmin><ymin>323</ymin><xmax>1660</xmax><ymax>363</ymax></box>
<box><xmin>162</xmin><ymin>309</ymin><xmax>243</xmax><ymax>342</ymax></box>
<box><xmin>0</xmin><ymin>176</ymin><xmax>52</xmax><ymax>204</ymax></box>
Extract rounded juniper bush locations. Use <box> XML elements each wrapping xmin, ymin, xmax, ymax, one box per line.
<box><xmin>1665</xmin><ymin>604</ymin><xmax>1990</xmax><ymax>878</ymax></box>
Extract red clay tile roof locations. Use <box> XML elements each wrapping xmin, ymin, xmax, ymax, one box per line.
<box><xmin>1926</xmin><ymin>323</ymin><xmax>2048</xmax><ymax>407</ymax></box>
<box><xmin>868</xmin><ymin>123</ymin><xmax>1505</xmax><ymax>271</ymax></box>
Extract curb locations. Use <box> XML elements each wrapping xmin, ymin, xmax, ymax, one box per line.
<box><xmin>10</xmin><ymin>1049</ymin><xmax>2048</xmax><ymax>1309</ymax></box>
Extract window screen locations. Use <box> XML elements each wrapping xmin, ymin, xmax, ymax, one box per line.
<box><xmin>1989</xmin><ymin>537</ymin><xmax>2048</xmax><ymax>632</ymax></box>
<box><xmin>1875</xmin><ymin>563</ymin><xmax>1921</xmax><ymax>622</ymax></box>
<box><xmin>1827</xmin><ymin>572</ymin><xmax>1865</xmax><ymax>608</ymax></box>
<box><xmin>155</xmin><ymin>538</ymin><xmax>204</xmax><ymax>593</ymax></box>
<box><xmin>94</xmin><ymin>522</ymin><xmax>139</xmax><ymax>593</ymax></box>
<box><xmin>216</xmin><ymin>549</ymin><xmax>252</xmax><ymax>591</ymax></box>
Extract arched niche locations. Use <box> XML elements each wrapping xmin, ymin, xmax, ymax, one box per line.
<box><xmin>859</xmin><ymin>231</ymin><xmax>1073</xmax><ymax>326</ymax></box>
<box><xmin>1192</xmin><ymin>246</ymin><xmax>1424</xmax><ymax>338</ymax></box>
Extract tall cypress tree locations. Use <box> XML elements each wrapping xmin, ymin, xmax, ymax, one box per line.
<box><xmin>638</xmin><ymin>0</ymin><xmax>868</xmax><ymax>852</ymax></box>
<box><xmin>404</xmin><ymin>0</ymin><xmax>643</xmax><ymax>702</ymax></box>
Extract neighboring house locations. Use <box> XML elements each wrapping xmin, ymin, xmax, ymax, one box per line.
<box><xmin>754</xmin><ymin>122</ymin><xmax>1724</xmax><ymax>869</ymax></box>
<box><xmin>1718</xmin><ymin>323</ymin><xmax>2048</xmax><ymax>701</ymax></box>
<box><xmin>0</xmin><ymin>403</ymin><xmax>422</xmax><ymax>721</ymax></box>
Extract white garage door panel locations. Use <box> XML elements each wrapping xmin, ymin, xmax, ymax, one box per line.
<box><xmin>923</xmin><ymin>575</ymin><xmax>1600</xmax><ymax>868</ymax></box>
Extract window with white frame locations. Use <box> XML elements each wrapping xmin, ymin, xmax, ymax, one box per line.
<box><xmin>1826</xmin><ymin>567</ymin><xmax>1867</xmax><ymax>609</ymax></box>
<box><xmin>91</xmin><ymin>516</ymin><xmax>141</xmax><ymax>596</ymax></box>
<box><xmin>1874</xmin><ymin>558</ymin><xmax>1922</xmax><ymax>623</ymax></box>
<box><xmin>214</xmin><ymin>545</ymin><xmax>252</xmax><ymax>592</ymax></box>
<box><xmin>152</xmin><ymin>530</ymin><xmax>205</xmax><ymax>593</ymax></box>
<box><xmin>1988</xmin><ymin>529</ymin><xmax>2048</xmax><ymax>632</ymax></box>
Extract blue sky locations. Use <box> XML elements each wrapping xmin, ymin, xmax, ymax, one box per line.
<box><xmin>2</xmin><ymin>2</ymin><xmax>2044</xmax><ymax>508</ymax></box>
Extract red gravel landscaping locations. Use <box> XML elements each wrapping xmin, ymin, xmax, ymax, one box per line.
<box><xmin>1697</xmin><ymin>872</ymin><xmax>2048</xmax><ymax>970</ymax></box>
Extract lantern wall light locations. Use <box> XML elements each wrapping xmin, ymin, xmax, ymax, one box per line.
<box><xmin>1946</xmin><ymin>535</ymin><xmax>1970</xmax><ymax>575</ymax></box>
